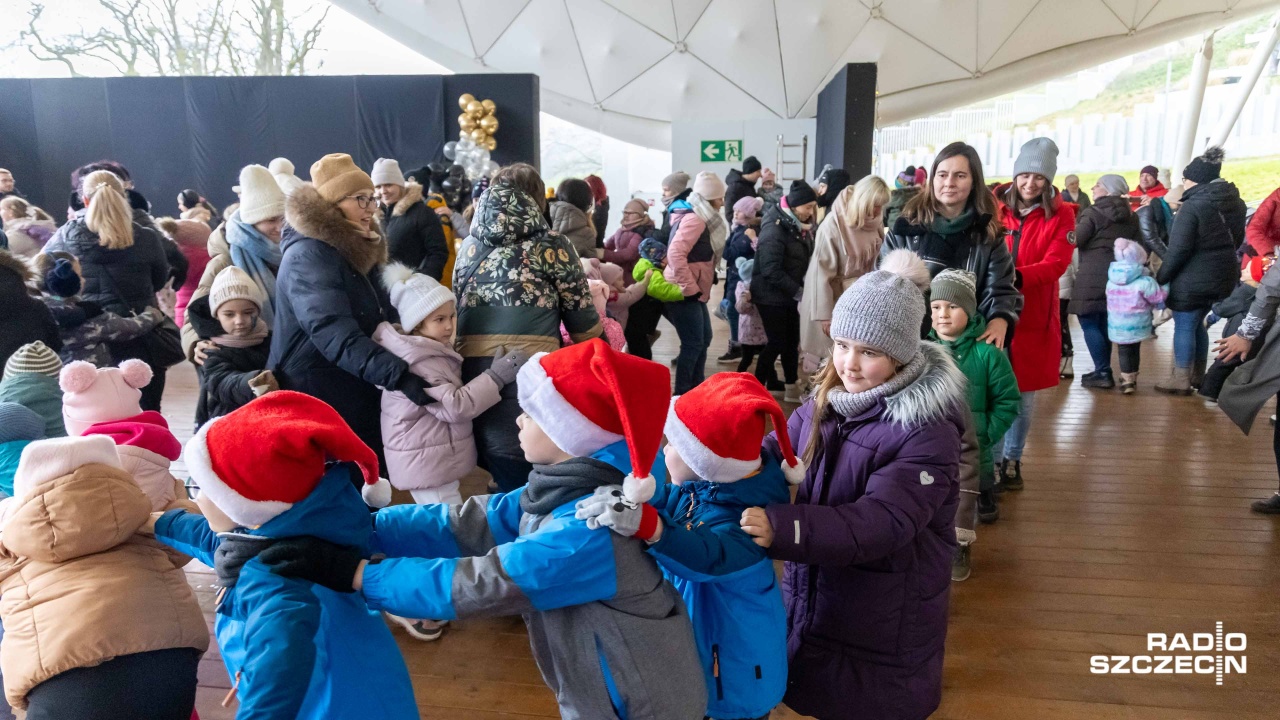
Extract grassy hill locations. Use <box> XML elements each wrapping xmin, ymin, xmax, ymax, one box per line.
<box><xmin>989</xmin><ymin>154</ymin><xmax>1280</xmax><ymax>204</ymax></box>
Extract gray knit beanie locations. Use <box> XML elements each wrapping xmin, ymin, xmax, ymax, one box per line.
<box><xmin>930</xmin><ymin>269</ymin><xmax>977</xmax><ymax>319</ymax></box>
<box><xmin>1012</xmin><ymin>137</ymin><xmax>1059</xmax><ymax>185</ymax></box>
<box><xmin>830</xmin><ymin>250</ymin><xmax>928</xmax><ymax>365</ymax></box>
<box><xmin>1096</xmin><ymin>173</ymin><xmax>1129</xmax><ymax>197</ymax></box>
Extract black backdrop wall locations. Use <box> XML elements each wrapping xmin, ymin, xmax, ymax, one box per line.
<box><xmin>0</xmin><ymin>73</ymin><xmax>539</xmax><ymax>218</ymax></box>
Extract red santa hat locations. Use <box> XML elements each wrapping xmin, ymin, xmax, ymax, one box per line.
<box><xmin>183</xmin><ymin>391</ymin><xmax>387</xmax><ymax>528</ymax></box>
<box><xmin>517</xmin><ymin>339</ymin><xmax>670</xmax><ymax>503</ymax></box>
<box><xmin>665</xmin><ymin>373</ymin><xmax>806</xmax><ymax>484</ymax></box>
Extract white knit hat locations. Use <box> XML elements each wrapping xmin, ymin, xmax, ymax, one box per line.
<box><xmin>237</xmin><ymin>164</ymin><xmax>286</xmax><ymax>224</ymax></box>
<box><xmin>268</xmin><ymin>157</ymin><xmax>305</xmax><ymax>197</ymax></box>
<box><xmin>382</xmin><ymin>263</ymin><xmax>455</xmax><ymax>334</ymax></box>
<box><xmin>371</xmin><ymin>158</ymin><xmax>406</xmax><ymax>188</ymax></box>
<box><xmin>210</xmin><ymin>266</ymin><xmax>266</xmax><ymax>313</ymax></box>
<box><xmin>693</xmin><ymin>171</ymin><xmax>727</xmax><ymax>200</ymax></box>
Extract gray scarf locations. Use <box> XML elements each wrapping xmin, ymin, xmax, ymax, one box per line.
<box><xmin>827</xmin><ymin>350</ymin><xmax>927</xmax><ymax>419</ymax></box>
<box><xmin>520</xmin><ymin>457</ymin><xmax>624</xmax><ymax>516</ymax></box>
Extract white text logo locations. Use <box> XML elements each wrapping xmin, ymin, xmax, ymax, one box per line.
<box><xmin>1090</xmin><ymin>622</ymin><xmax>1246</xmax><ymax>685</ymax></box>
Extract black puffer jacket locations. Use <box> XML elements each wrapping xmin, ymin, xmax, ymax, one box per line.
<box><xmin>380</xmin><ymin>182</ymin><xmax>449</xmax><ymax>281</ymax></box>
<box><xmin>723</xmin><ymin>169</ymin><xmax>758</xmax><ymax>223</ymax></box>
<box><xmin>45</xmin><ymin>218</ymin><xmax>170</xmax><ymax>315</ymax></box>
<box><xmin>0</xmin><ymin>251</ymin><xmax>61</xmax><ymax>363</ymax></box>
<box><xmin>1157</xmin><ymin>179</ymin><xmax>1248</xmax><ymax>311</ymax></box>
<box><xmin>751</xmin><ymin>203</ymin><xmax>813</xmax><ymax>308</ymax></box>
<box><xmin>269</xmin><ymin>184</ymin><xmax>409</xmax><ymax>457</ymax></box>
<box><xmin>187</xmin><ymin>293</ymin><xmax>270</xmax><ymax>428</ymax></box>
<box><xmin>882</xmin><ymin>211</ymin><xmax>1022</xmax><ymax>326</ymax></box>
<box><xmin>1069</xmin><ymin>195</ymin><xmax>1141</xmax><ymax>315</ymax></box>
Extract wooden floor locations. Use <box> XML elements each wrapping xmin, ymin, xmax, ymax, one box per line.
<box><xmin>163</xmin><ymin>306</ymin><xmax>1280</xmax><ymax>719</ymax></box>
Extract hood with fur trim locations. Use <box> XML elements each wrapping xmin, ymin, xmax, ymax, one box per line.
<box><xmin>391</xmin><ymin>182</ymin><xmax>425</xmax><ymax>218</ymax></box>
<box><xmin>285</xmin><ymin>184</ymin><xmax>388</xmax><ymax>274</ymax></box>
<box><xmin>882</xmin><ymin>341</ymin><xmax>968</xmax><ymax>428</ymax></box>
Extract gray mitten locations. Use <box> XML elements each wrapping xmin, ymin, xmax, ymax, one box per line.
<box><xmin>486</xmin><ymin>347</ymin><xmax>531</xmax><ymax>385</ymax></box>
<box><xmin>574</xmin><ymin>485</ymin><xmax>651</xmax><ymax>538</ymax></box>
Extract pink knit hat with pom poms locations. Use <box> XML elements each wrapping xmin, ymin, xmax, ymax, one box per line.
<box><xmin>60</xmin><ymin>359</ymin><xmax>152</xmax><ymax>436</ymax></box>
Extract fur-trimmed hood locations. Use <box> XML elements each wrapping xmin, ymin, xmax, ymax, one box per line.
<box><xmin>883</xmin><ymin>341</ymin><xmax>967</xmax><ymax>428</ymax></box>
<box><xmin>390</xmin><ymin>182</ymin><xmax>425</xmax><ymax>218</ymax></box>
<box><xmin>285</xmin><ymin>183</ymin><xmax>387</xmax><ymax>274</ymax></box>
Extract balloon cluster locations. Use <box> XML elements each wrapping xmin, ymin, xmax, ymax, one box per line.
<box><xmin>443</xmin><ymin>93</ymin><xmax>498</xmax><ymax>181</ymax></box>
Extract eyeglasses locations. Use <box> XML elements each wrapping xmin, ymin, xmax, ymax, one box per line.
<box><xmin>345</xmin><ymin>194</ymin><xmax>377</xmax><ymax>209</ymax></box>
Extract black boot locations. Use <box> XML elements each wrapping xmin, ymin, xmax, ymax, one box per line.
<box><xmin>978</xmin><ymin>489</ymin><xmax>1000</xmax><ymax>523</ymax></box>
<box><xmin>998</xmin><ymin>459</ymin><xmax>1024</xmax><ymax>491</ymax></box>
<box><xmin>1081</xmin><ymin>367</ymin><xmax>1115</xmax><ymax>389</ymax></box>
<box><xmin>1251</xmin><ymin>493</ymin><xmax>1280</xmax><ymax>514</ymax></box>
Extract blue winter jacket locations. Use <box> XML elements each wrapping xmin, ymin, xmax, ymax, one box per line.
<box><xmin>360</xmin><ymin>441</ymin><xmax>707</xmax><ymax>720</ymax></box>
<box><xmin>153</xmin><ymin>464</ymin><xmax>418</xmax><ymax>720</ymax></box>
<box><xmin>647</xmin><ymin>456</ymin><xmax>789</xmax><ymax>719</ymax></box>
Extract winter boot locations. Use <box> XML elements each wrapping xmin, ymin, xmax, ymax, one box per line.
<box><xmin>784</xmin><ymin>383</ymin><xmax>804</xmax><ymax>403</ymax></box>
<box><xmin>978</xmin><ymin>489</ymin><xmax>1000</xmax><ymax>523</ymax></box>
<box><xmin>1155</xmin><ymin>367</ymin><xmax>1194</xmax><ymax>396</ymax></box>
<box><xmin>1251</xmin><ymin>493</ymin><xmax>1280</xmax><ymax>514</ymax></box>
<box><xmin>998</xmin><ymin>459</ymin><xmax>1024</xmax><ymax>491</ymax></box>
<box><xmin>1081</xmin><ymin>367</ymin><xmax>1115</xmax><ymax>389</ymax></box>
<box><xmin>1059</xmin><ymin>355</ymin><xmax>1074</xmax><ymax>379</ymax></box>
<box><xmin>1190</xmin><ymin>354</ymin><xmax>1207</xmax><ymax>389</ymax></box>
<box><xmin>1119</xmin><ymin>372</ymin><xmax>1138</xmax><ymax>395</ymax></box>
<box><xmin>716</xmin><ymin>345</ymin><xmax>742</xmax><ymax>365</ymax></box>
<box><xmin>951</xmin><ymin>542</ymin><xmax>972</xmax><ymax>582</ymax></box>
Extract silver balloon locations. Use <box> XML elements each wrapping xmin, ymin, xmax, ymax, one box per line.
<box><xmin>479</xmin><ymin>159</ymin><xmax>497</xmax><ymax>177</ymax></box>
<box><xmin>442</xmin><ymin>141</ymin><xmax>458</xmax><ymax>161</ymax></box>
<box><xmin>458</xmin><ymin>136</ymin><xmax>476</xmax><ymax>152</ymax></box>
<box><xmin>473</xmin><ymin>148</ymin><xmax>491</xmax><ymax>165</ymax></box>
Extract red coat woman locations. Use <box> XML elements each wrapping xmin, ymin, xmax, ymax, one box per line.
<box><xmin>996</xmin><ymin>183</ymin><xmax>1076</xmax><ymax>393</ymax></box>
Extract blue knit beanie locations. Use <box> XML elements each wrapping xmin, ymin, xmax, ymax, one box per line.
<box><xmin>45</xmin><ymin>258</ymin><xmax>82</xmax><ymax>298</ymax></box>
<box><xmin>0</xmin><ymin>403</ymin><xmax>45</xmax><ymax>444</ymax></box>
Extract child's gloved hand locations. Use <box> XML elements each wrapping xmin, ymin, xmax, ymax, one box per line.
<box><xmin>249</xmin><ymin>370</ymin><xmax>279</xmax><ymax>397</ymax></box>
<box><xmin>574</xmin><ymin>486</ymin><xmax>659</xmax><ymax>541</ymax></box>
<box><xmin>1204</xmin><ymin>312</ymin><xmax>1220</xmax><ymax>328</ymax></box>
<box><xmin>258</xmin><ymin>537</ymin><xmax>365</xmax><ymax>593</ymax></box>
<box><xmin>486</xmin><ymin>347</ymin><xmax>531</xmax><ymax>385</ymax></box>
<box><xmin>395</xmin><ymin>372</ymin><xmax>435</xmax><ymax>406</ymax></box>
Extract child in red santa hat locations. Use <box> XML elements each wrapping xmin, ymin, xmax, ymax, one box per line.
<box><xmin>259</xmin><ymin>339</ymin><xmax>709</xmax><ymax>720</ymax></box>
<box><xmin>575</xmin><ymin>372</ymin><xmax>803</xmax><ymax>720</ymax></box>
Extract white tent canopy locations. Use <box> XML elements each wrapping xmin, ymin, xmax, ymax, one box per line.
<box><xmin>333</xmin><ymin>0</ymin><xmax>1280</xmax><ymax>150</ymax></box>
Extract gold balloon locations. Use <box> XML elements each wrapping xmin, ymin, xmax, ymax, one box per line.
<box><xmin>459</xmin><ymin>113</ymin><xmax>477</xmax><ymax>132</ymax></box>
<box><xmin>479</xmin><ymin>115</ymin><xmax>499</xmax><ymax>133</ymax></box>
<box><xmin>470</xmin><ymin>128</ymin><xmax>488</xmax><ymax>143</ymax></box>
<box><xmin>457</xmin><ymin>93</ymin><xmax>475</xmax><ymax>111</ymax></box>
<box><xmin>483</xmin><ymin>136</ymin><xmax>497</xmax><ymax>151</ymax></box>
<box><xmin>466</xmin><ymin>100</ymin><xmax>484</xmax><ymax>118</ymax></box>
<box><xmin>481</xmin><ymin>99</ymin><xmax>496</xmax><ymax>114</ymax></box>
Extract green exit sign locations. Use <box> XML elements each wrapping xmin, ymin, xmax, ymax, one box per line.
<box><xmin>700</xmin><ymin>139</ymin><xmax>743</xmax><ymax>162</ymax></box>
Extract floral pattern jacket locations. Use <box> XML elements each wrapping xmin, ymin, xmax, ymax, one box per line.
<box><xmin>453</xmin><ymin>183</ymin><xmax>602</xmax><ymax>363</ymax></box>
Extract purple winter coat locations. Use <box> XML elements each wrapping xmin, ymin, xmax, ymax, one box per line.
<box><xmin>764</xmin><ymin>341</ymin><xmax>965</xmax><ymax>720</ymax></box>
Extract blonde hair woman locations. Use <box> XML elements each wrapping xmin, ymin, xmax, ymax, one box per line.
<box><xmin>42</xmin><ymin>169</ymin><xmax>172</xmax><ymax>409</ymax></box>
<box><xmin>799</xmin><ymin>174</ymin><xmax>891</xmax><ymax>368</ymax></box>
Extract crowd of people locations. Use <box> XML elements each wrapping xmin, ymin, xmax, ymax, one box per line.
<box><xmin>0</xmin><ymin>136</ymin><xmax>1276</xmax><ymax>720</ymax></box>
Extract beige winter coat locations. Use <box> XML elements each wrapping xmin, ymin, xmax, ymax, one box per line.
<box><xmin>0</xmin><ymin>462</ymin><xmax>209</xmax><ymax>709</ymax></box>
<box><xmin>799</xmin><ymin>191</ymin><xmax>885</xmax><ymax>362</ymax></box>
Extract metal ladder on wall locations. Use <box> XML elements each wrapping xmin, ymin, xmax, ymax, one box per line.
<box><xmin>776</xmin><ymin>134</ymin><xmax>808</xmax><ymax>182</ymax></box>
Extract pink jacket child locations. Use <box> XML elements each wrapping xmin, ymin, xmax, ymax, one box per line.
<box><xmin>597</xmin><ymin>262</ymin><xmax>647</xmax><ymax>329</ymax></box>
<box><xmin>374</xmin><ymin>264</ymin><xmax>530</xmax><ymax>505</ymax></box>
<box><xmin>561</xmin><ymin>278</ymin><xmax>625</xmax><ymax>350</ymax></box>
<box><xmin>59</xmin><ymin>359</ymin><xmax>195</xmax><ymax>513</ymax></box>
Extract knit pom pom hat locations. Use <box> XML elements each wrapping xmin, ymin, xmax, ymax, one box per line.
<box><xmin>1183</xmin><ymin>146</ymin><xmax>1225</xmax><ymax>185</ymax></box>
<box><xmin>268</xmin><ymin>157</ymin><xmax>305</xmax><ymax>196</ymax></box>
<box><xmin>831</xmin><ymin>250</ymin><xmax>928</xmax><ymax>365</ymax></box>
<box><xmin>517</xmin><ymin>339</ymin><xmax>670</xmax><ymax>503</ymax></box>
<box><xmin>665</xmin><ymin>373</ymin><xmax>804</xmax><ymax>484</ymax></box>
<box><xmin>1114</xmin><ymin>237</ymin><xmax>1148</xmax><ymax>265</ymax></box>
<box><xmin>184</xmin><ymin>391</ymin><xmax>387</xmax><ymax>528</ymax></box>
<box><xmin>59</xmin><ymin>359</ymin><xmax>151</xmax><ymax>436</ymax></box>
<box><xmin>382</xmin><ymin>263</ymin><xmax>456</xmax><ymax>334</ymax></box>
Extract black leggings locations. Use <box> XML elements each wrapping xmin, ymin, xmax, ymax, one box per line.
<box><xmin>756</xmin><ymin>303</ymin><xmax>800</xmax><ymax>386</ymax></box>
<box><xmin>24</xmin><ymin>647</ymin><xmax>201</xmax><ymax>720</ymax></box>
<box><xmin>736</xmin><ymin>344</ymin><xmax>764</xmax><ymax>373</ymax></box>
<box><xmin>1060</xmin><ymin>298</ymin><xmax>1073</xmax><ymax>354</ymax></box>
<box><xmin>624</xmin><ymin>296</ymin><xmax>664</xmax><ymax>360</ymax></box>
<box><xmin>1117</xmin><ymin>343</ymin><xmax>1140</xmax><ymax>373</ymax></box>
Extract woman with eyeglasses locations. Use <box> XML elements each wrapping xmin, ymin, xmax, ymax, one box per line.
<box><xmin>269</xmin><ymin>153</ymin><xmax>436</xmax><ymax>468</ymax></box>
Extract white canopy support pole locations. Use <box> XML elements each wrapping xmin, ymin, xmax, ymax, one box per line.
<box><xmin>1210</xmin><ymin>13</ymin><xmax>1280</xmax><ymax>148</ymax></box>
<box><xmin>1173</xmin><ymin>31</ymin><xmax>1215</xmax><ymax>190</ymax></box>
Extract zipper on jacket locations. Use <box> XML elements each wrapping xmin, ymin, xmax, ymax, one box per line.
<box><xmin>712</xmin><ymin>644</ymin><xmax>724</xmax><ymax>700</ymax></box>
<box><xmin>222</xmin><ymin>669</ymin><xmax>242</xmax><ymax>707</ymax></box>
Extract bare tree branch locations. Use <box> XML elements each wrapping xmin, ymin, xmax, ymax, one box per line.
<box><xmin>20</xmin><ymin>0</ymin><xmax>328</xmax><ymax>77</ymax></box>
